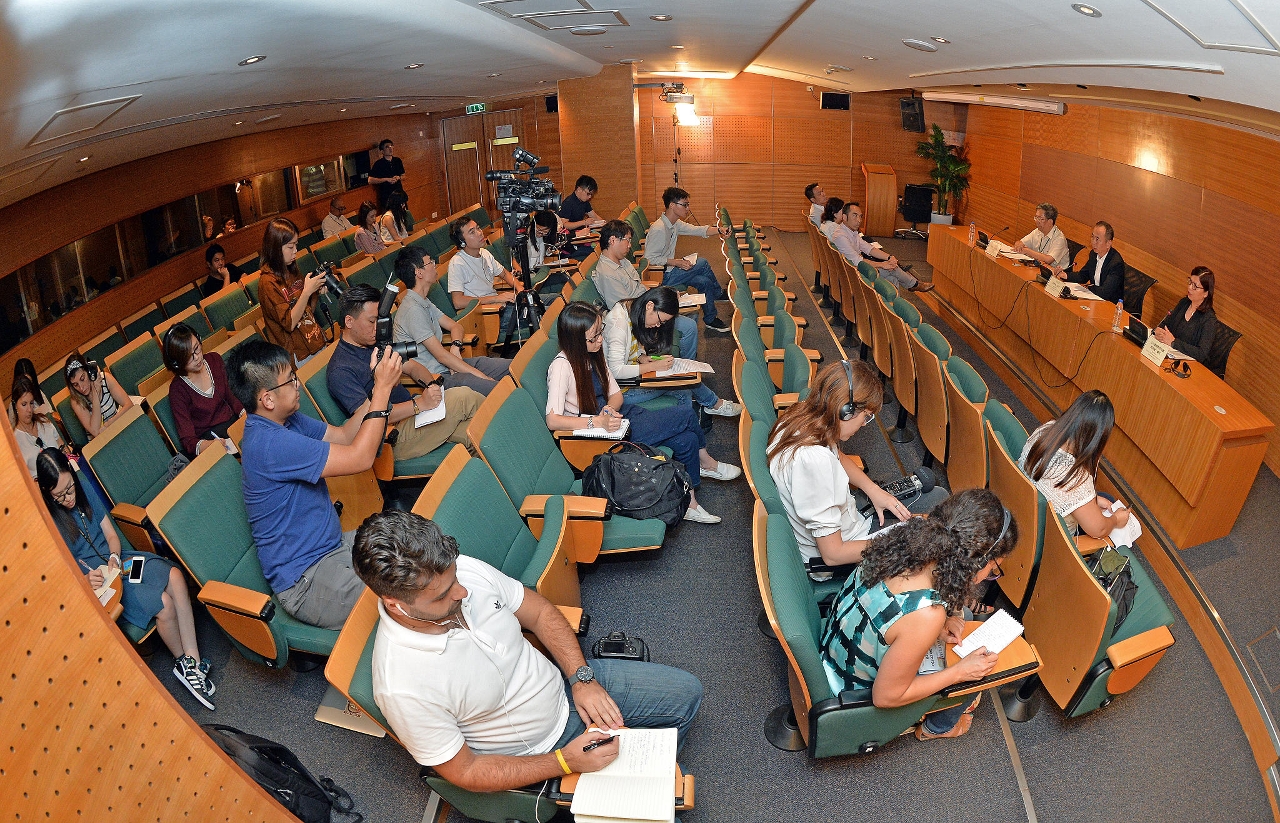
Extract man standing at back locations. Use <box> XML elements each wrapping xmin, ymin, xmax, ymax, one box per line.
<box><xmin>644</xmin><ymin>186</ymin><xmax>731</xmax><ymax>334</ymax></box>
<box><xmin>226</xmin><ymin>338</ymin><xmax>402</xmax><ymax>630</ymax></box>
<box><xmin>369</xmin><ymin>139</ymin><xmax>406</xmax><ymax>210</ymax></box>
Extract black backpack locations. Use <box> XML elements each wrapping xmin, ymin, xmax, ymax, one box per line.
<box><xmin>202</xmin><ymin>724</ymin><xmax>362</xmax><ymax>823</ymax></box>
<box><xmin>581</xmin><ymin>442</ymin><xmax>693</xmax><ymax>527</ymax></box>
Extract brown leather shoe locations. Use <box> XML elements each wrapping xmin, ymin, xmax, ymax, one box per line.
<box><xmin>909</xmin><ymin>282</ymin><xmax>935</xmax><ymax>293</ymax></box>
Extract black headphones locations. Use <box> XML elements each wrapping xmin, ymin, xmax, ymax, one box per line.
<box><xmin>161</xmin><ymin>324</ymin><xmax>180</xmax><ymax>373</ymax></box>
<box><xmin>449</xmin><ymin>219</ymin><xmax>470</xmax><ymax>251</ymax></box>
<box><xmin>838</xmin><ymin>359</ymin><xmax>859</xmax><ymax>421</ymax></box>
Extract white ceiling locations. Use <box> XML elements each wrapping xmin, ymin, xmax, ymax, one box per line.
<box><xmin>6</xmin><ymin>0</ymin><xmax>1280</xmax><ymax>209</ymax></box>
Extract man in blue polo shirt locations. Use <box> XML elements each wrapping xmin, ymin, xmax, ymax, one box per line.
<box><xmin>557</xmin><ymin>175</ymin><xmax>601</xmax><ymax>260</ymax></box>
<box><xmin>226</xmin><ymin>338</ymin><xmax>403</xmax><ymax>630</ymax></box>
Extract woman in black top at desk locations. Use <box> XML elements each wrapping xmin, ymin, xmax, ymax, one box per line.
<box><xmin>1153</xmin><ymin>266</ymin><xmax>1217</xmax><ymax>362</ymax></box>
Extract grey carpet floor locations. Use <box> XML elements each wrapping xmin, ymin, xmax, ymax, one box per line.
<box><xmin>138</xmin><ymin>229</ymin><xmax>1272</xmax><ymax>823</ymax></box>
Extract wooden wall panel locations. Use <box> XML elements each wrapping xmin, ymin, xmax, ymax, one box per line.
<box><xmin>966</xmin><ymin>133</ymin><xmax>1023</xmax><ymax>197</ymax></box>
<box><xmin>558</xmin><ymin>64</ymin><xmax>641</xmax><ymax>222</ymax></box>
<box><xmin>965</xmin><ymin>184</ymin><xmax>1023</xmax><ymax>240</ymax></box>
<box><xmin>1097</xmin><ymin>107</ymin><xmax>1208</xmax><ymax>188</ymax></box>
<box><xmin>1200</xmin><ymin>125</ymin><xmax>1280</xmax><ymax>219</ymax></box>
<box><xmin>1019</xmin><ymin>144</ymin><xmax>1097</xmax><ymax>223</ymax></box>
<box><xmin>712</xmin><ymin>73</ymin><xmax>775</xmax><ymax>116</ymax></box>
<box><xmin>852</xmin><ymin>91</ymin><xmax>947</xmax><ymax>227</ymax></box>
<box><xmin>1094</xmin><ymin>159</ymin><xmax>1203</xmax><ymax>274</ymax></box>
<box><xmin>1023</xmin><ymin>106</ymin><xmax>1099</xmax><ymax>155</ymax></box>
<box><xmin>662</xmin><ymin>163</ymin><xmax>715</xmax><ymax>219</ymax></box>
<box><xmin>773</xmin><ymin>164</ymin><xmax>853</xmax><ymax>231</ymax></box>
<box><xmin>713</xmin><ymin>116</ymin><xmax>773</xmax><ymax>163</ymax></box>
<box><xmin>1198</xmin><ymin>189</ymin><xmax>1280</xmax><ymax>307</ymax></box>
<box><xmin>715</xmin><ymin>165</ymin><xmax>774</xmax><ymax>226</ymax></box>
<box><xmin>773</xmin><ymin>117</ymin><xmax>851</xmax><ymax>166</ymax></box>
<box><xmin>673</xmin><ymin>117</ymin><xmax>715</xmax><ymax>164</ymax></box>
<box><xmin>966</xmin><ymin>105</ymin><xmax>1024</xmax><ymax>141</ymax></box>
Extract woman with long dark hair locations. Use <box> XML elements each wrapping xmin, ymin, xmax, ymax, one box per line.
<box><xmin>1153</xmin><ymin>265</ymin><xmax>1218</xmax><ymax>363</ymax></box>
<box><xmin>354</xmin><ymin>201</ymin><xmax>388</xmax><ymax>255</ymax></box>
<box><xmin>11</xmin><ymin>376</ymin><xmax>70</xmax><ymax>476</ymax></box>
<box><xmin>768</xmin><ymin>360</ymin><xmax>947</xmax><ymax>569</ymax></box>
<box><xmin>64</xmin><ymin>351</ymin><xmax>133</xmax><ymax>439</ymax></box>
<box><xmin>601</xmin><ymin>286</ymin><xmax>740</xmax><ymax>416</ymax></box>
<box><xmin>546</xmin><ymin>301</ymin><xmax>740</xmax><ymax>524</ymax></box>
<box><xmin>821</xmin><ymin>489</ymin><xmax>1016</xmax><ymax>739</ymax></box>
<box><xmin>163</xmin><ymin>322</ymin><xmax>244</xmax><ymax>457</ymax></box>
<box><xmin>378</xmin><ymin>191</ymin><xmax>411</xmax><ymax>242</ymax></box>
<box><xmin>258</xmin><ymin>217</ymin><xmax>327</xmax><ymax>366</ymax></box>
<box><xmin>1019</xmin><ymin>389</ymin><xmax>1131</xmax><ymax>538</ymax></box>
<box><xmin>10</xmin><ymin>358</ymin><xmax>51</xmax><ymax>417</ymax></box>
<box><xmin>36</xmin><ymin>448</ymin><xmax>216</xmax><ymax>709</ymax></box>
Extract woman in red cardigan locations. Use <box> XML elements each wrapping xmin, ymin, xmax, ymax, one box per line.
<box><xmin>162</xmin><ymin>323</ymin><xmax>244</xmax><ymax>457</ymax></box>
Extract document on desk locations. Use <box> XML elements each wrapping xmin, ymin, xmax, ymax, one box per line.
<box><xmin>999</xmin><ymin>250</ymin><xmax>1035</xmax><ymax>262</ymax></box>
<box><xmin>654</xmin><ymin>358</ymin><xmax>714</xmax><ymax>377</ymax></box>
<box><xmin>953</xmin><ymin>610</ymin><xmax>1024</xmax><ymax>658</ymax></box>
<box><xmin>1104</xmin><ymin>501</ymin><xmax>1144</xmax><ymax>546</ymax></box>
<box><xmin>1067</xmin><ymin>283</ymin><xmax>1104</xmax><ymax>301</ymax></box>
<box><xmin>572</xmin><ymin>728</ymin><xmax>677</xmax><ymax>823</ymax></box>
<box><xmin>94</xmin><ymin>566</ymin><xmax>120</xmax><ymax>606</ymax></box>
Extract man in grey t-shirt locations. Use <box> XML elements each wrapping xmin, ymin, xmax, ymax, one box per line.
<box><xmin>392</xmin><ymin>247</ymin><xmax>511</xmax><ymax>396</ymax></box>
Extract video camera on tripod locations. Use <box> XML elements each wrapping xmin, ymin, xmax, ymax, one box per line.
<box><xmin>483</xmin><ymin>146</ymin><xmax>560</xmax><ymax>339</ymax></box>
<box><xmin>313</xmin><ymin>262</ymin><xmax>417</xmax><ymax>361</ymax></box>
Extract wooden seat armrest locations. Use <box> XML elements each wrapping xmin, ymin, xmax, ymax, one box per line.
<box><xmin>763</xmin><ymin>348</ymin><xmax>785</xmax><ymax>362</ymax></box>
<box><xmin>802</xmin><ymin>347</ymin><xmax>821</xmax><ymax>362</ymax></box>
<box><xmin>111</xmin><ymin>502</ymin><xmax>149</xmax><ymax>525</ymax></box>
<box><xmin>641</xmin><ymin>278</ymin><xmax>663</xmax><ymax>288</ymax></box>
<box><xmin>555</xmin><ymin>605</ymin><xmax>588</xmax><ymax>635</ymax></box>
<box><xmin>756</xmin><ymin>316</ymin><xmax>776</xmax><ymax>327</ymax></box>
<box><xmin>480</xmin><ymin>304</ymin><xmax>503</xmax><ymax>314</ymax></box>
<box><xmin>1076</xmin><ymin>535</ymin><xmax>1111</xmax><ymax>555</ymax></box>
<box><xmin>519</xmin><ymin>493</ymin><xmax>610</xmax><ymax>519</ymax></box>
<box><xmin>197</xmin><ymin>580</ymin><xmax>274</xmax><ymax>619</ymax></box>
<box><xmin>1107</xmin><ymin>625</ymin><xmax>1175</xmax><ymax>669</ymax></box>
<box><xmin>839</xmin><ymin>453</ymin><xmax>866</xmax><ymax>473</ymax></box>
<box><xmin>751</xmin><ymin>290</ymin><xmax>769</xmax><ymax>300</ymax></box>
<box><xmin>782</xmin><ymin>290</ymin><xmax>796</xmax><ymax>301</ymax></box>
<box><xmin>639</xmin><ymin>374</ymin><xmax>701</xmax><ymax>388</ymax></box>
<box><xmin>773</xmin><ymin>392</ymin><xmax>801</xmax><ymax>410</ymax></box>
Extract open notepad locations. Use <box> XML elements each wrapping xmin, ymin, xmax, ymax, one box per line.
<box><xmin>654</xmin><ymin>358</ymin><xmax>714</xmax><ymax>378</ymax></box>
<box><xmin>571</xmin><ymin>417</ymin><xmax>630</xmax><ymax>439</ymax></box>
<box><xmin>953</xmin><ymin>610</ymin><xmax>1024</xmax><ymax>658</ymax></box>
<box><xmin>571</xmin><ymin>728</ymin><xmax>677</xmax><ymax>823</ymax></box>
<box><xmin>677</xmin><ymin>293</ymin><xmax>705</xmax><ymax>308</ymax></box>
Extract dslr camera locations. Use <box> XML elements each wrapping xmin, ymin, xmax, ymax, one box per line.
<box><xmin>373</xmin><ymin>283</ymin><xmax>417</xmax><ymax>362</ymax></box>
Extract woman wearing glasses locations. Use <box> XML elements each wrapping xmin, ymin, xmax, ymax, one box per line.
<box><xmin>546</xmin><ymin>302</ymin><xmax>740</xmax><ymax>525</ymax></box>
<box><xmin>767</xmin><ymin>360</ymin><xmax>946</xmax><ymax>570</ymax></box>
<box><xmin>820</xmin><ymin>489</ymin><xmax>1016</xmax><ymax>740</ymax></box>
<box><xmin>1152</xmin><ymin>266</ymin><xmax>1218</xmax><ymax>363</ymax></box>
<box><xmin>36</xmin><ymin>448</ymin><xmax>216</xmax><ymax>710</ymax></box>
<box><xmin>162</xmin><ymin>322</ymin><xmax>244</xmax><ymax>457</ymax></box>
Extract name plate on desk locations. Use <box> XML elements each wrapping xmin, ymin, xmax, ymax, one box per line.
<box><xmin>1044</xmin><ymin>277</ymin><xmax>1070</xmax><ymax>298</ymax></box>
<box><xmin>1141</xmin><ymin>335</ymin><xmax>1171</xmax><ymax>366</ymax></box>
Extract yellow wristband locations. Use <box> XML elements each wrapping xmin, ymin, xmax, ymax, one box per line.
<box><xmin>554</xmin><ymin>748</ymin><xmax>572</xmax><ymax>775</ymax></box>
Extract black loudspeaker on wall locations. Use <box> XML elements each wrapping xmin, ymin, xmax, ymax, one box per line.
<box><xmin>820</xmin><ymin>92</ymin><xmax>851</xmax><ymax>111</ymax></box>
<box><xmin>900</xmin><ymin>97</ymin><xmax>925</xmax><ymax>133</ymax></box>
<box><xmin>545</xmin><ymin>95</ymin><xmax>558</xmax><ymax>113</ymax></box>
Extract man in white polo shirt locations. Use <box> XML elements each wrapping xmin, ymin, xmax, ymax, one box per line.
<box><xmin>352</xmin><ymin>511</ymin><xmax>703</xmax><ymax>793</ymax></box>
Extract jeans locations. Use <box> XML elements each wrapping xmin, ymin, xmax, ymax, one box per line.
<box><xmin>923</xmin><ymin>699</ymin><xmax>969</xmax><ymax>734</ymax></box>
<box><xmin>663</xmin><ymin>259</ymin><xmax>725</xmax><ymax>323</ymax></box>
<box><xmin>674</xmin><ymin>314</ymin><xmax>698</xmax><ymax>360</ymax></box>
<box><xmin>554</xmin><ymin>658</ymin><xmax>704</xmax><ymax>751</ymax></box>
<box><xmin>625</xmin><ymin>383</ymin><xmax>719</xmax><ymax>409</ymax></box>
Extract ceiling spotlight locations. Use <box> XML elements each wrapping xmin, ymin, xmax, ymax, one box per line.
<box><xmin>238</xmin><ymin>55</ymin><xmax>266</xmax><ymax>66</ymax></box>
<box><xmin>674</xmin><ymin>103</ymin><xmax>699</xmax><ymax>126</ymax></box>
<box><xmin>650</xmin><ymin>14</ymin><xmax>672</xmax><ymax>21</ymax></box>
<box><xmin>862</xmin><ymin>55</ymin><xmax>877</xmax><ymax>61</ymax></box>
<box><xmin>930</xmin><ymin>36</ymin><xmax>950</xmax><ymax>43</ymax></box>
<box><xmin>389</xmin><ymin>103</ymin><xmax>412</xmax><ymax>110</ymax></box>
<box><xmin>1071</xmin><ymin>3</ymin><xmax>1102</xmax><ymax>17</ymax></box>
<box><xmin>405</xmin><ymin>63</ymin><xmax>423</xmax><ymax>70</ymax></box>
<box><xmin>487</xmin><ymin>72</ymin><xmax>502</xmax><ymax>77</ymax></box>
<box><xmin>78</xmin><ymin>155</ymin><xmax>91</xmax><ymax>162</ymax></box>
<box><xmin>670</xmin><ymin>44</ymin><xmax>685</xmax><ymax>49</ymax></box>
<box><xmin>571</xmin><ymin>26</ymin><xmax>606</xmax><ymax>35</ymax></box>
<box><xmin>825</xmin><ymin>64</ymin><xmax>852</xmax><ymax>74</ymax></box>
<box><xmin>602</xmin><ymin>45</ymin><xmax>614</xmax><ymax>48</ymax></box>
<box><xmin>902</xmin><ymin>39</ymin><xmax>939</xmax><ymax>52</ymax></box>
<box><xmin>619</xmin><ymin>57</ymin><xmax>643</xmax><ymax>63</ymax></box>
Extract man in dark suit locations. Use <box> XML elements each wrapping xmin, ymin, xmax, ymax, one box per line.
<box><xmin>1062</xmin><ymin>220</ymin><xmax>1125</xmax><ymax>303</ymax></box>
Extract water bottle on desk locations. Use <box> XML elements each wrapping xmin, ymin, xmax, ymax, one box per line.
<box><xmin>1112</xmin><ymin>299</ymin><xmax>1124</xmax><ymax>333</ymax></box>
<box><xmin>968</xmin><ymin>222</ymin><xmax>977</xmax><ymax>248</ymax></box>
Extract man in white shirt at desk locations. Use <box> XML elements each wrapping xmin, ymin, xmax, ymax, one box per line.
<box><xmin>1012</xmin><ymin>203</ymin><xmax>1071</xmax><ymax>272</ymax></box>
<box><xmin>353</xmin><ymin>510</ymin><xmax>703</xmax><ymax>793</ymax></box>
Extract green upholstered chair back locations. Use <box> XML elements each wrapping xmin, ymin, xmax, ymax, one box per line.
<box><xmin>983</xmin><ymin>399</ymin><xmax>1028</xmax><ymax>457</ymax></box>
<box><xmin>151</xmin><ymin>391</ymin><xmax>182</xmax><ymax>454</ymax></box>
<box><xmin>915</xmin><ymin>322</ymin><xmax>951</xmax><ymax>361</ymax></box>
<box><xmin>40</xmin><ymin>371</ymin><xmax>67</xmax><ymax>405</ymax></box>
<box><xmin>740</xmin><ymin>360</ymin><xmax>778</xmax><ymax>427</ymax></box>
<box><xmin>304</xmin><ymin>364</ymin><xmax>349</xmax><ymax>425</ymax></box>
<box><xmin>486</xmin><ymin>236</ymin><xmax>512</xmax><ymax>270</ymax></box>
<box><xmin>296</xmin><ymin>229</ymin><xmax>321</xmax><ymax>250</ymax></box>
<box><xmin>85</xmin><ymin>411</ymin><xmax>175</xmax><ymax>509</ymax></box>
<box><xmin>514</xmin><ymin>335</ymin><xmax>561</xmax><ymax>413</ymax></box>
<box><xmin>426</xmin><ymin>225</ymin><xmax>454</xmax><ymax>259</ymax></box>
<box><xmin>479</xmin><ymin>386</ymin><xmax>576</xmax><ymax>504</ymax></box>
<box><xmin>573</xmin><ymin>276</ymin><xmax>605</xmax><ymax>307</ymax></box>
<box><xmin>109</xmin><ymin>339</ymin><xmax>165</xmax><ymax>396</ymax></box>
<box><xmin>428</xmin><ymin>457</ymin><xmax>542</xmax><ymax>583</ymax></box>
<box><xmin>467</xmin><ymin>205</ymin><xmax>492</xmax><ymax>229</ymax></box>
<box><xmin>243</xmin><ymin>275</ymin><xmax>261</xmax><ymax>305</ymax></box>
<box><xmin>427</xmin><ymin>282</ymin><xmax>460</xmax><ymax>320</ymax></box>
<box><xmin>781</xmin><ymin>344</ymin><xmax>813</xmax><ymax>395</ymax></box>
<box><xmin>183</xmin><ymin>311</ymin><xmax>217</xmax><ymax>341</ymax></box>
<box><xmin>123</xmin><ymin>306</ymin><xmax>165</xmax><ymax>341</ymax></box>
<box><xmin>85</xmin><ymin>329</ymin><xmax>127</xmax><ymax>366</ymax></box>
<box><xmin>750</xmin><ymin>419</ymin><xmax>783</xmax><ymax>514</ymax></box>
<box><xmin>311</xmin><ymin>236</ymin><xmax>347</xmax><ymax>266</ymax></box>
<box><xmin>625</xmin><ymin>213</ymin><xmax>646</xmax><ymax>258</ymax></box>
<box><xmin>856</xmin><ymin>261</ymin><xmax>876</xmax><ymax>283</ymax></box>
<box><xmin>633</xmin><ymin>205</ymin><xmax>650</xmax><ymax>231</ymax></box>
<box><xmin>945</xmin><ymin>357</ymin><xmax>988</xmax><ymax>405</ymax></box>
<box><xmin>873</xmin><ymin>278</ymin><xmax>897</xmax><ymax>303</ymax></box>
<box><xmin>766</xmin><ymin>514</ymin><xmax>832</xmax><ymax>703</ymax></box>
<box><xmin>220</xmin><ymin>329</ymin><xmax>262</xmax><ymax>361</ymax></box>
<box><xmin>348</xmin><ymin>631</ymin><xmax>390</xmax><ymax>730</ymax></box>
<box><xmin>204</xmin><ymin>289</ymin><xmax>252</xmax><ymax>332</ymax></box>
<box><xmin>56</xmin><ymin>393</ymin><xmax>89</xmax><ymax>448</ymax></box>
<box><xmin>163</xmin><ymin>286</ymin><xmax>203</xmax><ymax>318</ymax></box>
<box><xmin>891</xmin><ymin>297</ymin><xmax>921</xmax><ymax>329</ymax></box>
<box><xmin>731</xmin><ymin>286</ymin><xmax>757</xmax><ymax>321</ymax></box>
<box><xmin>295</xmin><ymin>250</ymin><xmax>318</xmax><ymax>276</ymax></box>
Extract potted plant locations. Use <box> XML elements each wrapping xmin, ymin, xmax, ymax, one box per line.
<box><xmin>916</xmin><ymin>124</ymin><xmax>970</xmax><ymax>224</ymax></box>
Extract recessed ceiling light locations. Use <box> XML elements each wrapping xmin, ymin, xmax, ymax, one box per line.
<box><xmin>571</xmin><ymin>26</ymin><xmax>606</xmax><ymax>35</ymax></box>
<box><xmin>78</xmin><ymin>155</ymin><xmax>91</xmax><ymax>162</ymax></box>
<box><xmin>238</xmin><ymin>55</ymin><xmax>266</xmax><ymax>66</ymax></box>
<box><xmin>618</xmin><ymin>57</ymin><xmax>643</xmax><ymax>63</ymax></box>
<box><xmin>234</xmin><ymin>120</ymin><xmax>244</xmax><ymax>125</ymax></box>
<box><xmin>405</xmin><ymin>63</ymin><xmax>423</xmax><ymax>70</ymax></box>
<box><xmin>1071</xmin><ymin>3</ymin><xmax>1102</xmax><ymax>17</ymax></box>
<box><xmin>862</xmin><ymin>55</ymin><xmax>877</xmax><ymax>61</ymax></box>
<box><xmin>902</xmin><ymin>39</ymin><xmax>939</xmax><ymax>52</ymax></box>
<box><xmin>670</xmin><ymin>44</ymin><xmax>685</xmax><ymax>49</ymax></box>
<box><xmin>650</xmin><ymin>14</ymin><xmax>672</xmax><ymax>21</ymax></box>
<box><xmin>487</xmin><ymin>72</ymin><xmax>502</xmax><ymax>78</ymax></box>
<box><xmin>538</xmin><ymin>80</ymin><xmax>549</xmax><ymax>84</ymax></box>
<box><xmin>389</xmin><ymin>103</ymin><xmax>412</xmax><ymax>110</ymax></box>
<box><xmin>602</xmin><ymin>45</ymin><xmax>614</xmax><ymax>48</ymax></box>
<box><xmin>930</xmin><ymin>36</ymin><xmax>950</xmax><ymax>44</ymax></box>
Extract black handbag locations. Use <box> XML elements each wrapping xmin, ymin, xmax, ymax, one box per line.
<box><xmin>202</xmin><ymin>724</ymin><xmax>362</xmax><ymax>823</ymax></box>
<box><xmin>1089</xmin><ymin>546</ymin><xmax>1138</xmax><ymax>631</ymax></box>
<box><xmin>580</xmin><ymin>441</ymin><xmax>693</xmax><ymax>527</ymax></box>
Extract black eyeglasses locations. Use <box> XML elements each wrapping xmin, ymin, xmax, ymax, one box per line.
<box><xmin>267</xmin><ymin>372</ymin><xmax>299</xmax><ymax>392</ymax></box>
<box><xmin>674</xmin><ymin>201</ymin><xmax>690</xmax><ymax>208</ymax></box>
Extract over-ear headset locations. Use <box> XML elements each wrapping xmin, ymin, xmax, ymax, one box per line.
<box><xmin>449</xmin><ymin>218</ymin><xmax>470</xmax><ymax>251</ymax></box>
<box><xmin>161</xmin><ymin>324</ymin><xmax>181</xmax><ymax>373</ymax></box>
<box><xmin>838</xmin><ymin>359</ymin><xmax>859</xmax><ymax>421</ymax></box>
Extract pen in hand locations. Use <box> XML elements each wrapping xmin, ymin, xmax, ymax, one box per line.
<box><xmin>582</xmin><ymin>737</ymin><xmax>618</xmax><ymax>752</ymax></box>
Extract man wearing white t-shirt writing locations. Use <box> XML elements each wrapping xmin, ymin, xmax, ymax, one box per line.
<box><xmin>352</xmin><ymin>511</ymin><xmax>703</xmax><ymax>793</ymax></box>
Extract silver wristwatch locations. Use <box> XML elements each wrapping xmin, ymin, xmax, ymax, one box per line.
<box><xmin>574</xmin><ymin>665</ymin><xmax>595</xmax><ymax>684</ymax></box>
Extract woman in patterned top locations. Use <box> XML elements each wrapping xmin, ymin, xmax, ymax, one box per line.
<box><xmin>1019</xmin><ymin>390</ymin><xmax>1131</xmax><ymax>538</ymax></box>
<box><xmin>820</xmin><ymin>489</ymin><xmax>1016</xmax><ymax>740</ymax></box>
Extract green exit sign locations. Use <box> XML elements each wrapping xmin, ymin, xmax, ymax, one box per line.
<box><xmin>466</xmin><ymin>103</ymin><xmax>486</xmax><ymax>115</ymax></box>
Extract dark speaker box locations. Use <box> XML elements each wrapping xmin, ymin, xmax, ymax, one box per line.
<box><xmin>820</xmin><ymin>92</ymin><xmax>850</xmax><ymax>111</ymax></box>
<box><xmin>545</xmin><ymin>95</ymin><xmax>558</xmax><ymax>113</ymax></box>
<box><xmin>900</xmin><ymin>97</ymin><xmax>926</xmax><ymax>133</ymax></box>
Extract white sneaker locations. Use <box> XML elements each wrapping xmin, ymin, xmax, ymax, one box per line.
<box><xmin>705</xmin><ymin>400</ymin><xmax>742</xmax><ymax>417</ymax></box>
<box><xmin>700</xmin><ymin>461</ymin><xmax>742</xmax><ymax>481</ymax></box>
<box><xmin>683</xmin><ymin>504</ymin><xmax>722</xmax><ymax>524</ymax></box>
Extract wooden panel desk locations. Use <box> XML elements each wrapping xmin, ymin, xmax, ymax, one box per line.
<box><xmin>927</xmin><ymin>225</ymin><xmax>1273</xmax><ymax>547</ymax></box>
<box><xmin>861</xmin><ymin>163</ymin><xmax>898</xmax><ymax>238</ymax></box>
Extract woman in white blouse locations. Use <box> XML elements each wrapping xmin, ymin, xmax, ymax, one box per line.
<box><xmin>10</xmin><ymin>375</ymin><xmax>69</xmax><ymax>476</ymax></box>
<box><xmin>1019</xmin><ymin>390</ymin><xmax>1131</xmax><ymax>538</ymax></box>
<box><xmin>767</xmin><ymin>360</ymin><xmax>946</xmax><ymax>568</ymax></box>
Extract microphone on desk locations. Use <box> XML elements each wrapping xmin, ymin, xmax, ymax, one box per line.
<box><xmin>993</xmin><ymin>225</ymin><xmax>1011</xmax><ymax>238</ymax></box>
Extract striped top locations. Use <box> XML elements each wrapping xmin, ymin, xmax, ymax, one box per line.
<box><xmin>820</xmin><ymin>567</ymin><xmax>944</xmax><ymax>694</ymax></box>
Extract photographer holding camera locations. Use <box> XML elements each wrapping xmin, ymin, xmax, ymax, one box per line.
<box><xmin>259</xmin><ymin>218</ymin><xmax>328</xmax><ymax>366</ymax></box>
<box><xmin>327</xmin><ymin>284</ymin><xmax>483</xmax><ymax>461</ymax></box>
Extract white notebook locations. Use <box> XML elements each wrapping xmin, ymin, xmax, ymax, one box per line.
<box><xmin>1104</xmin><ymin>501</ymin><xmax>1144</xmax><ymax>546</ymax></box>
<box><xmin>572</xmin><ymin>417</ymin><xmax>630</xmax><ymax>439</ymax></box>
<box><xmin>571</xmin><ymin>728</ymin><xmax>677</xmax><ymax>823</ymax></box>
<box><xmin>953</xmin><ymin>609</ymin><xmax>1024</xmax><ymax>658</ymax></box>
<box><xmin>654</xmin><ymin>358</ymin><xmax>714</xmax><ymax>377</ymax></box>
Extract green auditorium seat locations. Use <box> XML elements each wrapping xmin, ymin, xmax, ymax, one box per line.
<box><xmin>295</xmin><ymin>249</ymin><xmax>318</xmax><ymax>276</ymax></box>
<box><xmin>83</xmin><ymin>326</ymin><xmax>127</xmax><ymax>367</ymax></box>
<box><xmin>907</xmin><ymin>321</ymin><xmax>951</xmax><ymax>468</ymax></box>
<box><xmin>200</xmin><ymin>285</ymin><xmax>253</xmax><ymax>332</ymax></box>
<box><xmin>942</xmin><ymin>357</ymin><xmax>989</xmax><ymax>492</ymax></box>
<box><xmin>311</xmin><ymin>235</ymin><xmax>348</xmax><ymax>267</ymax></box>
<box><xmin>162</xmin><ymin>284</ymin><xmax>203</xmax><ymax>318</ymax></box>
<box><xmin>147</xmin><ymin>448</ymin><xmax>338</xmax><ymax>668</ymax></box>
<box><xmin>104</xmin><ymin>335</ymin><xmax>165</xmax><ymax>396</ymax></box>
<box><xmin>982</xmin><ymin>400</ymin><xmax>1043</xmax><ymax>611</ymax></box>
<box><xmin>81</xmin><ymin>404</ymin><xmax>177</xmax><ymax>555</ymax></box>
<box><xmin>121</xmin><ymin>304</ymin><xmax>166</xmax><ymax>341</ymax></box>
<box><xmin>156</xmin><ymin>305</ymin><xmax>218</xmax><ymax>343</ymax></box>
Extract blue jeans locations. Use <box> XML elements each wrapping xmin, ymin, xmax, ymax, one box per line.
<box><xmin>554</xmin><ymin>658</ymin><xmax>704</xmax><ymax>751</ymax></box>
<box><xmin>624</xmin><ymin>383</ymin><xmax>719</xmax><ymax>409</ymax></box>
<box><xmin>674</xmin><ymin>314</ymin><xmax>698</xmax><ymax>360</ymax></box>
<box><xmin>663</xmin><ymin>259</ymin><xmax>725</xmax><ymax>323</ymax></box>
<box><xmin>923</xmin><ymin>699</ymin><xmax>969</xmax><ymax>734</ymax></box>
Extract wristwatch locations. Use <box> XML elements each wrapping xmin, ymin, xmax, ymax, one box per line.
<box><xmin>573</xmin><ymin>665</ymin><xmax>595</xmax><ymax>685</ymax></box>
<box><xmin>362</xmin><ymin>408</ymin><xmax>392</xmax><ymax>422</ymax></box>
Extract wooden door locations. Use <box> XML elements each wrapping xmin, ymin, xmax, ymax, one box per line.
<box><xmin>482</xmin><ymin>108</ymin><xmax>526</xmax><ymax>213</ymax></box>
<box><xmin>442</xmin><ymin>115</ymin><xmax>484</xmax><ymax>215</ymax></box>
